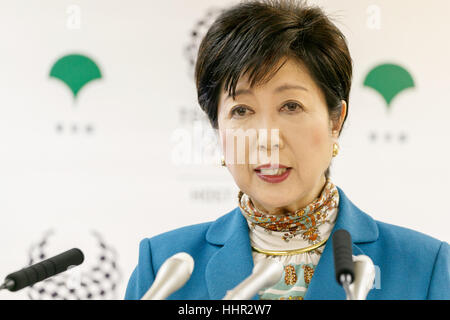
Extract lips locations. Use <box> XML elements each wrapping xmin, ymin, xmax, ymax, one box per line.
<box><xmin>254</xmin><ymin>163</ymin><xmax>291</xmax><ymax>172</ymax></box>
<box><xmin>255</xmin><ymin>167</ymin><xmax>292</xmax><ymax>183</ymax></box>
<box><xmin>254</xmin><ymin>163</ymin><xmax>292</xmax><ymax>183</ymax></box>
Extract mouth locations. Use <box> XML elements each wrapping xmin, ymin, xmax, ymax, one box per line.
<box><xmin>254</xmin><ymin>163</ymin><xmax>292</xmax><ymax>175</ymax></box>
<box><xmin>254</xmin><ymin>165</ymin><xmax>292</xmax><ymax>183</ymax></box>
<box><xmin>253</xmin><ymin>167</ymin><xmax>292</xmax><ymax>176</ymax></box>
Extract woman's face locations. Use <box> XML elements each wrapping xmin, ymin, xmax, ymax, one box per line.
<box><xmin>217</xmin><ymin>57</ymin><xmax>347</xmax><ymax>215</ymax></box>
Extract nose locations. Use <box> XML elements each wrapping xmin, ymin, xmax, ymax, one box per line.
<box><xmin>258</xmin><ymin>139</ymin><xmax>280</xmax><ymax>151</ymax></box>
<box><xmin>256</xmin><ymin>115</ymin><xmax>284</xmax><ymax>152</ymax></box>
<box><xmin>256</xmin><ymin>127</ymin><xmax>283</xmax><ymax>165</ymax></box>
<box><xmin>256</xmin><ymin>126</ymin><xmax>284</xmax><ymax>155</ymax></box>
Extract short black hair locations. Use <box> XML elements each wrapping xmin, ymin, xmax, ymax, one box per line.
<box><xmin>195</xmin><ymin>0</ymin><xmax>353</xmax><ymax>178</ymax></box>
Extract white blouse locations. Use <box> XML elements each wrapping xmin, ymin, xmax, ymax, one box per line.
<box><xmin>238</xmin><ymin>179</ymin><xmax>340</xmax><ymax>300</ymax></box>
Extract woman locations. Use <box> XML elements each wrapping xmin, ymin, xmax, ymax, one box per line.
<box><xmin>125</xmin><ymin>0</ymin><xmax>449</xmax><ymax>300</ymax></box>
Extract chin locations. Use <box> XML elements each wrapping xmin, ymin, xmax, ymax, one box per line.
<box><xmin>253</xmin><ymin>192</ymin><xmax>293</xmax><ymax>210</ymax></box>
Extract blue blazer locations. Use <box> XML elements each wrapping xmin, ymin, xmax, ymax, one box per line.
<box><xmin>124</xmin><ymin>187</ymin><xmax>449</xmax><ymax>300</ymax></box>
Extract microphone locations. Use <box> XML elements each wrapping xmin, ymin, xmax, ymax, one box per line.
<box><xmin>141</xmin><ymin>252</ymin><xmax>194</xmax><ymax>300</ymax></box>
<box><xmin>0</xmin><ymin>248</ymin><xmax>84</xmax><ymax>292</ymax></box>
<box><xmin>333</xmin><ymin>229</ymin><xmax>376</xmax><ymax>300</ymax></box>
<box><xmin>223</xmin><ymin>258</ymin><xmax>283</xmax><ymax>300</ymax></box>
<box><xmin>349</xmin><ymin>255</ymin><xmax>375</xmax><ymax>300</ymax></box>
<box><xmin>332</xmin><ymin>229</ymin><xmax>355</xmax><ymax>300</ymax></box>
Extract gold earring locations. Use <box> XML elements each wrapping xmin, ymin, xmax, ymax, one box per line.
<box><xmin>221</xmin><ymin>156</ymin><xmax>226</xmax><ymax>167</ymax></box>
<box><xmin>332</xmin><ymin>143</ymin><xmax>339</xmax><ymax>157</ymax></box>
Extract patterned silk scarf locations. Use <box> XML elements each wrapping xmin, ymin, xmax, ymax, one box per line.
<box><xmin>238</xmin><ymin>178</ymin><xmax>339</xmax><ymax>300</ymax></box>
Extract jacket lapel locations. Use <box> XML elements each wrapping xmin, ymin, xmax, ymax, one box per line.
<box><xmin>204</xmin><ymin>208</ymin><xmax>256</xmax><ymax>300</ymax></box>
<box><xmin>304</xmin><ymin>186</ymin><xmax>379</xmax><ymax>300</ymax></box>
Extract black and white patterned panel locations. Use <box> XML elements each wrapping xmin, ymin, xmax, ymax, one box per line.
<box><xmin>26</xmin><ymin>230</ymin><xmax>121</xmax><ymax>300</ymax></box>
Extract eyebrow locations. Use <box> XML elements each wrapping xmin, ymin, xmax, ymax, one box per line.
<box><xmin>224</xmin><ymin>83</ymin><xmax>308</xmax><ymax>101</ymax></box>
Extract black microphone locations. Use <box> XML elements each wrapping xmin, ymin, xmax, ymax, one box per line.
<box><xmin>332</xmin><ymin>229</ymin><xmax>354</xmax><ymax>299</ymax></box>
<box><xmin>0</xmin><ymin>248</ymin><xmax>84</xmax><ymax>292</ymax></box>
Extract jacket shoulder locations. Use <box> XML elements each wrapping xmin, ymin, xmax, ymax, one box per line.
<box><xmin>375</xmin><ymin>220</ymin><xmax>443</xmax><ymax>252</ymax></box>
<box><xmin>373</xmin><ymin>221</ymin><xmax>444</xmax><ymax>284</ymax></box>
<box><xmin>148</xmin><ymin>220</ymin><xmax>213</xmax><ymax>255</ymax></box>
<box><xmin>124</xmin><ymin>219</ymin><xmax>221</xmax><ymax>300</ymax></box>
<box><xmin>362</xmin><ymin>220</ymin><xmax>448</xmax><ymax>299</ymax></box>
<box><xmin>140</xmin><ymin>208</ymin><xmax>241</xmax><ymax>272</ymax></box>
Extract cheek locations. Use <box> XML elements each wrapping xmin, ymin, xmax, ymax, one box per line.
<box><xmin>310</xmin><ymin>129</ymin><xmax>333</xmax><ymax>162</ymax></box>
<box><xmin>290</xmin><ymin>126</ymin><xmax>330</xmax><ymax>163</ymax></box>
<box><xmin>228</xmin><ymin>165</ymin><xmax>252</xmax><ymax>192</ymax></box>
<box><xmin>220</xmin><ymin>131</ymin><xmax>234</xmax><ymax>161</ymax></box>
<box><xmin>290</xmin><ymin>125</ymin><xmax>327</xmax><ymax>149</ymax></box>
<box><xmin>312</xmin><ymin>129</ymin><xmax>327</xmax><ymax>147</ymax></box>
<box><xmin>220</xmin><ymin>133</ymin><xmax>226</xmax><ymax>151</ymax></box>
<box><xmin>218</xmin><ymin>129</ymin><xmax>227</xmax><ymax>152</ymax></box>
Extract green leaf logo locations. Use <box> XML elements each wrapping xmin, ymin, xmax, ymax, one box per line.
<box><xmin>363</xmin><ymin>63</ymin><xmax>415</xmax><ymax>109</ymax></box>
<box><xmin>49</xmin><ymin>54</ymin><xmax>102</xmax><ymax>99</ymax></box>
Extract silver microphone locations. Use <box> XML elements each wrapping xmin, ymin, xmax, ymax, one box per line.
<box><xmin>348</xmin><ymin>255</ymin><xmax>376</xmax><ymax>300</ymax></box>
<box><xmin>141</xmin><ymin>252</ymin><xmax>194</xmax><ymax>300</ymax></box>
<box><xmin>223</xmin><ymin>259</ymin><xmax>284</xmax><ymax>300</ymax></box>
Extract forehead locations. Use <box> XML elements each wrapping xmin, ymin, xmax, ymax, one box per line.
<box><xmin>218</xmin><ymin>57</ymin><xmax>318</xmax><ymax>104</ymax></box>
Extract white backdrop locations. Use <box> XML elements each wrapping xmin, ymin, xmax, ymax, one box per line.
<box><xmin>0</xmin><ymin>0</ymin><xmax>448</xmax><ymax>299</ymax></box>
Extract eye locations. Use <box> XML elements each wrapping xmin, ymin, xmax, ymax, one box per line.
<box><xmin>231</xmin><ymin>106</ymin><xmax>251</xmax><ymax>118</ymax></box>
<box><xmin>281</xmin><ymin>101</ymin><xmax>303</xmax><ymax>113</ymax></box>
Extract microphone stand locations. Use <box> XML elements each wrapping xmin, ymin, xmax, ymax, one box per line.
<box><xmin>339</xmin><ymin>274</ymin><xmax>354</xmax><ymax>300</ymax></box>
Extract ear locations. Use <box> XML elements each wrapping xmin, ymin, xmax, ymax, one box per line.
<box><xmin>331</xmin><ymin>100</ymin><xmax>347</xmax><ymax>138</ymax></box>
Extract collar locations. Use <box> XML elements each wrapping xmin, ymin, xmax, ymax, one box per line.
<box><xmin>239</xmin><ymin>178</ymin><xmax>340</xmax><ymax>251</ymax></box>
<box><xmin>206</xmin><ymin>185</ymin><xmax>378</xmax><ymax>245</ymax></box>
